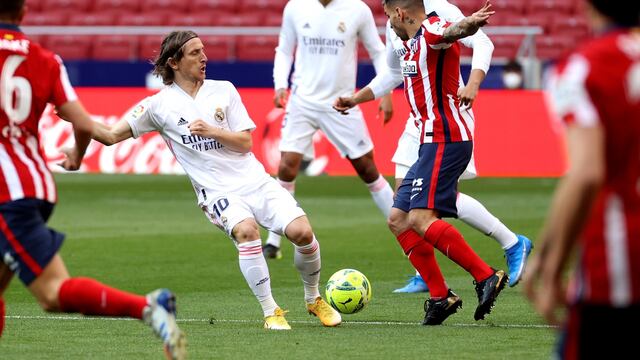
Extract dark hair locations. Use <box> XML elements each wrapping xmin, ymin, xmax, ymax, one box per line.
<box><xmin>382</xmin><ymin>0</ymin><xmax>423</xmax><ymax>11</ymax></box>
<box><xmin>152</xmin><ymin>30</ymin><xmax>199</xmax><ymax>85</ymax></box>
<box><xmin>0</xmin><ymin>0</ymin><xmax>25</xmax><ymax>18</ymax></box>
<box><xmin>588</xmin><ymin>0</ymin><xmax>640</xmax><ymax>27</ymax></box>
<box><xmin>504</xmin><ymin>59</ymin><xmax>523</xmax><ymax>73</ymax></box>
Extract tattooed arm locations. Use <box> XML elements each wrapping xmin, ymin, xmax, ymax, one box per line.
<box><xmin>442</xmin><ymin>1</ymin><xmax>495</xmax><ymax>43</ymax></box>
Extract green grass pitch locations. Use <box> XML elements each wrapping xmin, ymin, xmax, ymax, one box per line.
<box><xmin>1</xmin><ymin>174</ymin><xmax>558</xmax><ymax>359</ymax></box>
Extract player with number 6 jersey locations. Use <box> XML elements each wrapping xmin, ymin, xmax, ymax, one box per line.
<box><xmin>91</xmin><ymin>30</ymin><xmax>342</xmax><ymax>330</ymax></box>
<box><xmin>0</xmin><ymin>1</ymin><xmax>186</xmax><ymax>358</ymax></box>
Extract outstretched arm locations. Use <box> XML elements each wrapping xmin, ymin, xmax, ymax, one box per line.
<box><xmin>442</xmin><ymin>1</ymin><xmax>494</xmax><ymax>43</ymax></box>
<box><xmin>56</xmin><ymin>100</ymin><xmax>93</xmax><ymax>170</ymax></box>
<box><xmin>91</xmin><ymin>118</ymin><xmax>134</xmax><ymax>146</ymax></box>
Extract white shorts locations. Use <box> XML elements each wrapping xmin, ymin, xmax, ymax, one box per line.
<box><xmin>201</xmin><ymin>178</ymin><xmax>306</xmax><ymax>241</ymax></box>
<box><xmin>392</xmin><ymin>111</ymin><xmax>477</xmax><ymax>180</ymax></box>
<box><xmin>279</xmin><ymin>102</ymin><xmax>374</xmax><ymax>159</ymax></box>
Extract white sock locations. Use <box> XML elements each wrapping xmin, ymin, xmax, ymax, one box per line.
<box><xmin>456</xmin><ymin>193</ymin><xmax>518</xmax><ymax>249</ymax></box>
<box><xmin>293</xmin><ymin>236</ymin><xmax>321</xmax><ymax>304</ymax></box>
<box><xmin>366</xmin><ymin>175</ymin><xmax>394</xmax><ymax>218</ymax></box>
<box><xmin>266</xmin><ymin>178</ymin><xmax>296</xmax><ymax>248</ymax></box>
<box><xmin>238</xmin><ymin>240</ymin><xmax>279</xmax><ymax>317</ymax></box>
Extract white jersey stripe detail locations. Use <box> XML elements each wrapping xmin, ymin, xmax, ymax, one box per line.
<box><xmin>26</xmin><ymin>136</ymin><xmax>56</xmax><ymax>203</ymax></box>
<box><xmin>448</xmin><ymin>95</ymin><xmax>469</xmax><ymax>141</ymax></box>
<box><xmin>420</xmin><ymin>38</ymin><xmax>436</xmax><ymax>123</ymax></box>
<box><xmin>10</xmin><ymin>137</ymin><xmax>44</xmax><ymax>199</ymax></box>
<box><xmin>604</xmin><ymin>195</ymin><xmax>631</xmax><ymax>306</ymax></box>
<box><xmin>57</xmin><ymin>58</ymin><xmax>78</xmax><ymax>103</ymax></box>
<box><xmin>0</xmin><ymin>143</ymin><xmax>24</xmax><ymax>200</ymax></box>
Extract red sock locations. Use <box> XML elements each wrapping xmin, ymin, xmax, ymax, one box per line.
<box><xmin>423</xmin><ymin>220</ymin><xmax>494</xmax><ymax>282</ymax></box>
<box><xmin>396</xmin><ymin>230</ymin><xmax>448</xmax><ymax>298</ymax></box>
<box><xmin>58</xmin><ymin>277</ymin><xmax>147</xmax><ymax>319</ymax></box>
<box><xmin>0</xmin><ymin>297</ymin><xmax>5</xmax><ymax>337</ymax></box>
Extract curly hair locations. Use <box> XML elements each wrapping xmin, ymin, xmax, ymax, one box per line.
<box><xmin>152</xmin><ymin>31</ymin><xmax>199</xmax><ymax>85</ymax></box>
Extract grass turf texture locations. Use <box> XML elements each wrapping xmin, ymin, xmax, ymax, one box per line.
<box><xmin>1</xmin><ymin>174</ymin><xmax>558</xmax><ymax>359</ymax></box>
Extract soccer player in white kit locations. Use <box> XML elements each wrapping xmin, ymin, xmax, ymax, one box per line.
<box><xmin>338</xmin><ymin>0</ymin><xmax>533</xmax><ymax>292</ymax></box>
<box><xmin>89</xmin><ymin>31</ymin><xmax>342</xmax><ymax>330</ymax></box>
<box><xmin>265</xmin><ymin>0</ymin><xmax>396</xmax><ymax>259</ymax></box>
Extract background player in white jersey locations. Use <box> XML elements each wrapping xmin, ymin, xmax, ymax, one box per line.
<box><xmin>265</xmin><ymin>0</ymin><xmax>396</xmax><ymax>259</ymax></box>
<box><xmin>342</xmin><ymin>0</ymin><xmax>533</xmax><ymax>293</ymax></box>
<box><xmin>89</xmin><ymin>31</ymin><xmax>342</xmax><ymax>330</ymax></box>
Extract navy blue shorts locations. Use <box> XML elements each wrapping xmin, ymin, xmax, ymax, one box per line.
<box><xmin>0</xmin><ymin>199</ymin><xmax>64</xmax><ymax>286</ymax></box>
<box><xmin>394</xmin><ymin>141</ymin><xmax>472</xmax><ymax>217</ymax></box>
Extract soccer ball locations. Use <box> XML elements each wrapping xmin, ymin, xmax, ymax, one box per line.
<box><xmin>325</xmin><ymin>269</ymin><xmax>372</xmax><ymax>314</ymax></box>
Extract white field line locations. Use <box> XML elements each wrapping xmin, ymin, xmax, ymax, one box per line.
<box><xmin>6</xmin><ymin>315</ymin><xmax>556</xmax><ymax>329</ymax></box>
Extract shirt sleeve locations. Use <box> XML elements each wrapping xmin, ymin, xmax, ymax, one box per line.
<box><xmin>357</xmin><ymin>4</ymin><xmax>386</xmax><ymax>76</ymax></box>
<box><xmin>50</xmin><ymin>55</ymin><xmax>78</xmax><ymax>107</ymax></box>
<box><xmin>123</xmin><ymin>97</ymin><xmax>158</xmax><ymax>138</ymax></box>
<box><xmin>423</xmin><ymin>17</ymin><xmax>453</xmax><ymax>48</ymax></box>
<box><xmin>367</xmin><ymin>22</ymin><xmax>404</xmax><ymax>98</ymax></box>
<box><xmin>546</xmin><ymin>54</ymin><xmax>600</xmax><ymax>128</ymax></box>
<box><xmin>458</xmin><ymin>29</ymin><xmax>494</xmax><ymax>74</ymax></box>
<box><xmin>226</xmin><ymin>82</ymin><xmax>256</xmax><ymax>132</ymax></box>
<box><xmin>273</xmin><ymin>2</ymin><xmax>296</xmax><ymax>90</ymax></box>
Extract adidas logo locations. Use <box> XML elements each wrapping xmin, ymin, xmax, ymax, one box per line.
<box><xmin>303</xmin><ymin>23</ymin><xmax>310</xmax><ymax>29</ymax></box>
<box><xmin>177</xmin><ymin>117</ymin><xmax>188</xmax><ymax>126</ymax></box>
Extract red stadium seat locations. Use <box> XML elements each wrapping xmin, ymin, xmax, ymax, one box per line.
<box><xmin>535</xmin><ymin>35</ymin><xmax>575</xmax><ymax>60</ymax></box>
<box><xmin>188</xmin><ymin>0</ymin><xmax>238</xmax><ymax>13</ymax></box>
<box><xmin>236</xmin><ymin>36</ymin><xmax>278</xmax><ymax>61</ymax></box>
<box><xmin>503</xmin><ymin>14</ymin><xmax>552</xmax><ymax>33</ymax></box>
<box><xmin>25</xmin><ymin>0</ymin><xmax>44</xmax><ymax>12</ymax></box>
<box><xmin>361</xmin><ymin>0</ymin><xmax>383</xmax><ymax>15</ymax></box>
<box><xmin>138</xmin><ymin>35</ymin><xmax>165</xmax><ymax>61</ymax></box>
<box><xmin>94</xmin><ymin>0</ymin><xmax>141</xmax><ymax>13</ymax></box>
<box><xmin>22</xmin><ymin>12</ymin><xmax>68</xmax><ymax>25</ymax></box>
<box><xmin>117</xmin><ymin>12</ymin><xmax>169</xmax><ymax>26</ymax></box>
<box><xmin>67</xmin><ymin>12</ymin><xmax>117</xmax><ymax>26</ymax></box>
<box><xmin>552</xmin><ymin>15</ymin><xmax>590</xmax><ymax>39</ymax></box>
<box><xmin>263</xmin><ymin>12</ymin><xmax>283</xmax><ymax>27</ymax></box>
<box><xmin>490</xmin><ymin>35</ymin><xmax>524</xmax><ymax>58</ymax></box>
<box><xmin>92</xmin><ymin>35</ymin><xmax>139</xmax><ymax>61</ymax></box>
<box><xmin>46</xmin><ymin>35</ymin><xmax>92</xmax><ymax>60</ymax></box>
<box><xmin>140</xmin><ymin>0</ymin><xmax>189</xmax><ymax>13</ymax></box>
<box><xmin>165</xmin><ymin>13</ymin><xmax>215</xmax><ymax>27</ymax></box>
<box><xmin>199</xmin><ymin>35</ymin><xmax>236</xmax><ymax>61</ymax></box>
<box><xmin>217</xmin><ymin>13</ymin><xmax>263</xmax><ymax>27</ymax></box>
<box><xmin>239</xmin><ymin>0</ymin><xmax>288</xmax><ymax>13</ymax></box>
<box><xmin>488</xmin><ymin>0</ymin><xmax>526</xmax><ymax>16</ymax></box>
<box><xmin>526</xmin><ymin>0</ymin><xmax>574</xmax><ymax>16</ymax></box>
<box><xmin>41</xmin><ymin>0</ymin><xmax>91</xmax><ymax>12</ymax></box>
<box><xmin>447</xmin><ymin>0</ymin><xmax>481</xmax><ymax>16</ymax></box>
<box><xmin>373</xmin><ymin>14</ymin><xmax>388</xmax><ymax>27</ymax></box>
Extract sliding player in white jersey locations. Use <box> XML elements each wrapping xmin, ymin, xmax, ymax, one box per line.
<box><xmin>265</xmin><ymin>0</ymin><xmax>396</xmax><ymax>259</ymax></box>
<box><xmin>89</xmin><ymin>31</ymin><xmax>342</xmax><ymax>330</ymax></box>
<box><xmin>369</xmin><ymin>0</ymin><xmax>532</xmax><ymax>292</ymax></box>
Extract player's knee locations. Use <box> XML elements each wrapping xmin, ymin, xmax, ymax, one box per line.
<box><xmin>387</xmin><ymin>211</ymin><xmax>407</xmax><ymax>236</ymax></box>
<box><xmin>233</xmin><ymin>220</ymin><xmax>260</xmax><ymax>243</ymax></box>
<box><xmin>285</xmin><ymin>218</ymin><xmax>313</xmax><ymax>246</ymax></box>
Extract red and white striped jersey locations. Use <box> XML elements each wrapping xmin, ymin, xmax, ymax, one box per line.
<box><xmin>0</xmin><ymin>24</ymin><xmax>77</xmax><ymax>204</ymax></box>
<box><xmin>548</xmin><ymin>29</ymin><xmax>640</xmax><ymax>307</ymax></box>
<box><xmin>396</xmin><ymin>16</ymin><xmax>473</xmax><ymax>144</ymax></box>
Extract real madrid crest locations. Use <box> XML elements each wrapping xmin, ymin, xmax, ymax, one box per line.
<box><xmin>338</xmin><ymin>22</ymin><xmax>346</xmax><ymax>33</ymax></box>
<box><xmin>214</xmin><ymin>107</ymin><xmax>225</xmax><ymax>122</ymax></box>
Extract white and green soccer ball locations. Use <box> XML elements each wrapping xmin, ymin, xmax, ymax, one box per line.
<box><xmin>325</xmin><ymin>269</ymin><xmax>372</xmax><ymax>314</ymax></box>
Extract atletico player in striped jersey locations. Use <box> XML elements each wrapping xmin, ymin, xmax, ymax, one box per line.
<box><xmin>335</xmin><ymin>0</ymin><xmax>507</xmax><ymax>325</ymax></box>
<box><xmin>0</xmin><ymin>1</ymin><xmax>185</xmax><ymax>358</ymax></box>
<box><xmin>524</xmin><ymin>1</ymin><xmax>640</xmax><ymax>358</ymax></box>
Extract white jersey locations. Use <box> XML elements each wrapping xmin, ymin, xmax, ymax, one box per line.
<box><xmin>273</xmin><ymin>0</ymin><xmax>386</xmax><ymax>112</ymax></box>
<box><xmin>124</xmin><ymin>80</ymin><xmax>270</xmax><ymax>207</ymax></box>
<box><xmin>368</xmin><ymin>0</ymin><xmax>493</xmax><ymax>99</ymax></box>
